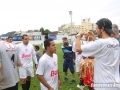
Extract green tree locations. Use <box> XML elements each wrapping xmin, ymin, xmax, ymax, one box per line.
<box><xmin>44</xmin><ymin>29</ymin><xmax>51</xmax><ymax>35</ymax></box>
<box><xmin>40</xmin><ymin>27</ymin><xmax>44</xmax><ymax>35</ymax></box>
<box><xmin>1</xmin><ymin>31</ymin><xmax>15</xmax><ymax>36</ymax></box>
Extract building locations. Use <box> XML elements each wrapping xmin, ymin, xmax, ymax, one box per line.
<box><xmin>58</xmin><ymin>22</ymin><xmax>80</xmax><ymax>35</ymax></box>
<box><xmin>80</xmin><ymin>18</ymin><xmax>96</xmax><ymax>33</ymax></box>
<box><xmin>13</xmin><ymin>30</ymin><xmax>41</xmax><ymax>40</ymax></box>
<box><xmin>14</xmin><ymin>30</ymin><xmax>41</xmax><ymax>36</ymax></box>
<box><xmin>58</xmin><ymin>18</ymin><xmax>96</xmax><ymax>35</ymax></box>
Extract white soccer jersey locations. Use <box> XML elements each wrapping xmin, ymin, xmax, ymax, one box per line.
<box><xmin>16</xmin><ymin>43</ymin><xmax>37</xmax><ymax>67</ymax></box>
<box><xmin>36</xmin><ymin>53</ymin><xmax>58</xmax><ymax>90</ymax></box>
<box><xmin>81</xmin><ymin>37</ymin><xmax>120</xmax><ymax>90</ymax></box>
<box><xmin>0</xmin><ymin>41</ymin><xmax>19</xmax><ymax>89</ymax></box>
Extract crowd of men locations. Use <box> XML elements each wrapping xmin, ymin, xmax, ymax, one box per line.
<box><xmin>0</xmin><ymin>18</ymin><xmax>120</xmax><ymax>90</ymax></box>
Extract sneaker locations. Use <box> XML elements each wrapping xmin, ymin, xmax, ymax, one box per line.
<box><xmin>70</xmin><ymin>79</ymin><xmax>75</xmax><ymax>84</ymax></box>
<box><xmin>63</xmin><ymin>77</ymin><xmax>68</xmax><ymax>82</ymax></box>
<box><xmin>77</xmin><ymin>84</ymin><xmax>84</xmax><ymax>90</ymax></box>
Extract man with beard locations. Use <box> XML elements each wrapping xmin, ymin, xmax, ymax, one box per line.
<box><xmin>76</xmin><ymin>18</ymin><xmax>120</xmax><ymax>90</ymax></box>
<box><xmin>62</xmin><ymin>37</ymin><xmax>75</xmax><ymax>84</ymax></box>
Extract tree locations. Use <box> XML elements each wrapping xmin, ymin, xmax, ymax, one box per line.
<box><xmin>1</xmin><ymin>31</ymin><xmax>15</xmax><ymax>36</ymax></box>
<box><xmin>40</xmin><ymin>27</ymin><xmax>51</xmax><ymax>35</ymax></box>
<box><xmin>44</xmin><ymin>29</ymin><xmax>51</xmax><ymax>35</ymax></box>
<box><xmin>40</xmin><ymin>27</ymin><xmax>44</xmax><ymax>35</ymax></box>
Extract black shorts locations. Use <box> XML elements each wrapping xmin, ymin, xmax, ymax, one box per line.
<box><xmin>3</xmin><ymin>82</ymin><xmax>18</xmax><ymax>90</ymax></box>
<box><xmin>63</xmin><ymin>60</ymin><xmax>75</xmax><ymax>74</ymax></box>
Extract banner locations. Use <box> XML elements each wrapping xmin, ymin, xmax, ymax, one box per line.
<box><xmin>33</xmin><ymin>35</ymin><xmax>41</xmax><ymax>40</ymax></box>
<box><xmin>17</xmin><ymin>36</ymin><xmax>22</xmax><ymax>41</ymax></box>
<box><xmin>12</xmin><ymin>36</ymin><xmax>22</xmax><ymax>41</ymax></box>
<box><xmin>49</xmin><ymin>35</ymin><xmax>57</xmax><ymax>40</ymax></box>
<box><xmin>12</xmin><ymin>36</ymin><xmax>18</xmax><ymax>41</ymax></box>
<box><xmin>0</xmin><ymin>36</ymin><xmax>8</xmax><ymax>40</ymax></box>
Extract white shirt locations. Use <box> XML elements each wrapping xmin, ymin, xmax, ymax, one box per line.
<box><xmin>36</xmin><ymin>53</ymin><xmax>58</xmax><ymax>90</ymax></box>
<box><xmin>16</xmin><ymin>43</ymin><xmax>37</xmax><ymax>67</ymax></box>
<box><xmin>81</xmin><ymin>37</ymin><xmax>120</xmax><ymax>90</ymax></box>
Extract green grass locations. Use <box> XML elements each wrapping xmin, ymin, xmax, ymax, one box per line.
<box><xmin>18</xmin><ymin>43</ymin><xmax>89</xmax><ymax>90</ymax></box>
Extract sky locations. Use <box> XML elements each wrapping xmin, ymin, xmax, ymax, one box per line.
<box><xmin>0</xmin><ymin>0</ymin><xmax>120</xmax><ymax>34</ymax></box>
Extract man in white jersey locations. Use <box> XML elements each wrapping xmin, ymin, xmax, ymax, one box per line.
<box><xmin>16</xmin><ymin>34</ymin><xmax>38</xmax><ymax>90</ymax></box>
<box><xmin>76</xmin><ymin>18</ymin><xmax>120</xmax><ymax>90</ymax></box>
<box><xmin>36</xmin><ymin>39</ymin><xmax>62</xmax><ymax>90</ymax></box>
<box><xmin>0</xmin><ymin>40</ymin><xmax>22</xmax><ymax>90</ymax></box>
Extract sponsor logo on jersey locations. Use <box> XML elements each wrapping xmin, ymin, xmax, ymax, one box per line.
<box><xmin>53</xmin><ymin>61</ymin><xmax>57</xmax><ymax>66</ymax></box>
<box><xmin>25</xmin><ymin>49</ymin><xmax>28</xmax><ymax>52</ymax></box>
<box><xmin>50</xmin><ymin>70</ymin><xmax>58</xmax><ymax>77</ymax></box>
<box><xmin>22</xmin><ymin>54</ymin><xmax>31</xmax><ymax>58</ymax></box>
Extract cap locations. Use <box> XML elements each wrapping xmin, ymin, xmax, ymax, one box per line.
<box><xmin>96</xmin><ymin>18</ymin><xmax>114</xmax><ymax>34</ymax></box>
<box><xmin>62</xmin><ymin>37</ymin><xmax>67</xmax><ymax>40</ymax></box>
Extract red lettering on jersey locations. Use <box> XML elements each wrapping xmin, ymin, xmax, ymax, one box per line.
<box><xmin>50</xmin><ymin>70</ymin><xmax>58</xmax><ymax>77</ymax></box>
<box><xmin>51</xmin><ymin>71</ymin><xmax>54</xmax><ymax>77</ymax></box>
<box><xmin>77</xmin><ymin>52</ymin><xmax>81</xmax><ymax>55</ymax></box>
<box><xmin>54</xmin><ymin>70</ymin><xmax>58</xmax><ymax>75</ymax></box>
<box><xmin>22</xmin><ymin>54</ymin><xmax>31</xmax><ymax>58</ymax></box>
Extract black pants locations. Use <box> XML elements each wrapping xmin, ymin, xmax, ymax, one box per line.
<box><xmin>3</xmin><ymin>82</ymin><xmax>18</xmax><ymax>90</ymax></box>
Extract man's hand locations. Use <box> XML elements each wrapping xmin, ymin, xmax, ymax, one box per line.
<box><xmin>82</xmin><ymin>56</ymin><xmax>87</xmax><ymax>59</ymax></box>
<box><xmin>88</xmin><ymin>56</ymin><xmax>94</xmax><ymax>59</ymax></box>
<box><xmin>58</xmin><ymin>79</ymin><xmax>62</xmax><ymax>88</ymax></box>
<box><xmin>17</xmin><ymin>62</ymin><xmax>23</xmax><ymax>66</ymax></box>
<box><xmin>36</xmin><ymin>64</ymin><xmax>38</xmax><ymax>69</ymax></box>
<box><xmin>78</xmin><ymin>31</ymin><xmax>85</xmax><ymax>38</ymax></box>
<box><xmin>48</xmin><ymin>87</ymin><xmax>54</xmax><ymax>90</ymax></box>
<box><xmin>87</xmin><ymin>31</ymin><xmax>96</xmax><ymax>41</ymax></box>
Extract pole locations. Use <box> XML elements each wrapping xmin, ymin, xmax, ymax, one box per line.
<box><xmin>69</xmin><ymin>11</ymin><xmax>72</xmax><ymax>42</ymax></box>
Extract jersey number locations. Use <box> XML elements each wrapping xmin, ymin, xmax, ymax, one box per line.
<box><xmin>11</xmin><ymin>54</ymin><xmax>15</xmax><ymax>68</ymax></box>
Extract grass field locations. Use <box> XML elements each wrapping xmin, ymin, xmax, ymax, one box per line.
<box><xmin>18</xmin><ymin>43</ymin><xmax>89</xmax><ymax>90</ymax></box>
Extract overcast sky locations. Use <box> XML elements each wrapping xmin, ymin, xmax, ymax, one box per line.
<box><xmin>0</xmin><ymin>0</ymin><xmax>120</xmax><ymax>34</ymax></box>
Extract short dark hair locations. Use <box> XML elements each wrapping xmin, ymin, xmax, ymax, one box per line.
<box><xmin>44</xmin><ymin>35</ymin><xmax>48</xmax><ymax>40</ymax></box>
<box><xmin>8</xmin><ymin>36</ymin><xmax>12</xmax><ymax>39</ymax></box>
<box><xmin>62</xmin><ymin>37</ymin><xmax>67</xmax><ymax>40</ymax></box>
<box><xmin>34</xmin><ymin>45</ymin><xmax>40</xmax><ymax>50</ymax></box>
<box><xmin>22</xmin><ymin>34</ymin><xmax>28</xmax><ymax>39</ymax></box>
<box><xmin>44</xmin><ymin>39</ymin><xmax>53</xmax><ymax>50</ymax></box>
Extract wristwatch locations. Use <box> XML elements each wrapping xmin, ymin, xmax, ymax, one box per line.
<box><xmin>76</xmin><ymin>34</ymin><xmax>81</xmax><ymax>38</ymax></box>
